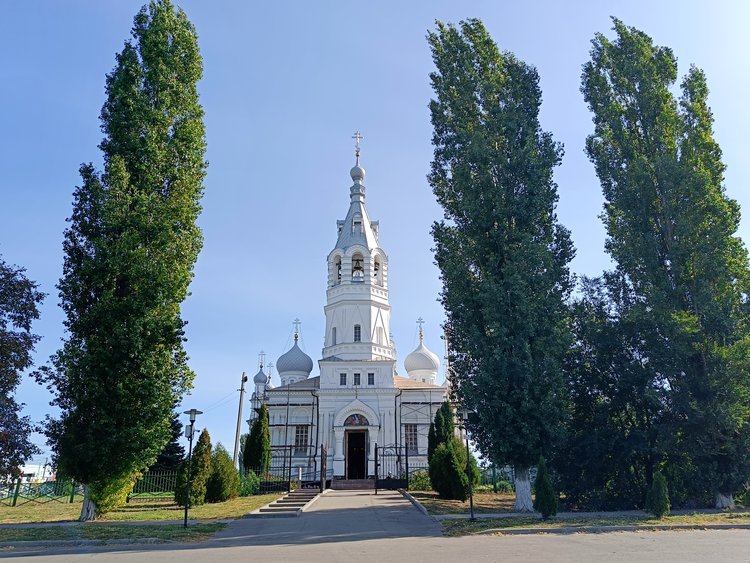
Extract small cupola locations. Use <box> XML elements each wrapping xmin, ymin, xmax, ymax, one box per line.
<box><xmin>404</xmin><ymin>319</ymin><xmax>440</xmax><ymax>384</ymax></box>
<box><xmin>277</xmin><ymin>320</ymin><xmax>313</xmax><ymax>386</ymax></box>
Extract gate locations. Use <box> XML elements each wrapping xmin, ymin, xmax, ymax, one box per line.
<box><xmin>247</xmin><ymin>445</ymin><xmax>293</xmax><ymax>493</ymax></box>
<box><xmin>374</xmin><ymin>444</ymin><xmax>408</xmax><ymax>490</ymax></box>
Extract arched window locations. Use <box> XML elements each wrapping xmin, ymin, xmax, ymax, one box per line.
<box><xmin>332</xmin><ymin>327</ymin><xmax>337</xmax><ymax>346</ymax></box>
<box><xmin>352</xmin><ymin>253</ymin><xmax>364</xmax><ymax>282</ymax></box>
<box><xmin>344</xmin><ymin>414</ymin><xmax>369</xmax><ymax>426</ymax></box>
<box><xmin>374</xmin><ymin>258</ymin><xmax>381</xmax><ymax>285</ymax></box>
<box><xmin>354</xmin><ymin>324</ymin><xmax>361</xmax><ymax>342</ymax></box>
<box><xmin>334</xmin><ymin>256</ymin><xmax>342</xmax><ymax>284</ymax></box>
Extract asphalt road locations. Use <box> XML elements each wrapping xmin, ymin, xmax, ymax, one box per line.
<box><xmin>2</xmin><ymin>490</ymin><xmax>749</xmax><ymax>562</ymax></box>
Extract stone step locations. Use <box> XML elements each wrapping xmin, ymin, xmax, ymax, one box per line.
<box><xmin>331</xmin><ymin>479</ymin><xmax>375</xmax><ymax>490</ymax></box>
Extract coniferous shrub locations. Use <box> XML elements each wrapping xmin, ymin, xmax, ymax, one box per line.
<box><xmin>533</xmin><ymin>456</ymin><xmax>558</xmax><ymax>519</ymax></box>
<box><xmin>409</xmin><ymin>470</ymin><xmax>432</xmax><ymax>491</ymax></box>
<box><xmin>244</xmin><ymin>404</ymin><xmax>271</xmax><ymax>475</ymax></box>
<box><xmin>175</xmin><ymin>429</ymin><xmax>212</xmax><ymax>506</ymax></box>
<box><xmin>429</xmin><ymin>441</ymin><xmax>468</xmax><ymax>500</ymax></box>
<box><xmin>206</xmin><ymin>444</ymin><xmax>240</xmax><ymax>503</ymax></box>
<box><xmin>427</xmin><ymin>422</ymin><xmax>437</xmax><ymax>462</ymax></box>
<box><xmin>646</xmin><ymin>471</ymin><xmax>670</xmax><ymax>518</ymax></box>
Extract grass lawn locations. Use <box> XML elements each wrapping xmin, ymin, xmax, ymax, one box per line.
<box><xmin>442</xmin><ymin>511</ymin><xmax>750</xmax><ymax>536</ymax></box>
<box><xmin>410</xmin><ymin>491</ymin><xmax>516</xmax><ymax>515</ymax></box>
<box><xmin>0</xmin><ymin>523</ymin><xmax>225</xmax><ymax>544</ymax></box>
<box><xmin>0</xmin><ymin>493</ymin><xmax>280</xmax><ymax>525</ymax></box>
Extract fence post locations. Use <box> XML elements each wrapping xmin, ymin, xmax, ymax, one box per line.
<box><xmin>405</xmin><ymin>445</ymin><xmax>409</xmax><ymax>489</ymax></box>
<box><xmin>374</xmin><ymin>443</ymin><xmax>378</xmax><ymax>495</ymax></box>
<box><xmin>12</xmin><ymin>479</ymin><xmax>22</xmax><ymax>506</ymax></box>
<box><xmin>69</xmin><ymin>482</ymin><xmax>76</xmax><ymax>504</ymax></box>
<box><xmin>287</xmin><ymin>446</ymin><xmax>292</xmax><ymax>493</ymax></box>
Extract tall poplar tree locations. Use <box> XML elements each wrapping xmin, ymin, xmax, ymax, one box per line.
<box><xmin>0</xmin><ymin>255</ymin><xmax>44</xmax><ymax>478</ymax></box>
<box><xmin>35</xmin><ymin>0</ymin><xmax>206</xmax><ymax>519</ymax></box>
<box><xmin>428</xmin><ymin>19</ymin><xmax>574</xmax><ymax>511</ymax></box>
<box><xmin>582</xmin><ymin>19</ymin><xmax>750</xmax><ymax>507</ymax></box>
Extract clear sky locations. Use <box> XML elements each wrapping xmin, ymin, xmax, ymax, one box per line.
<box><xmin>2</xmin><ymin>1</ymin><xmax>749</xmax><ymax>468</ymax></box>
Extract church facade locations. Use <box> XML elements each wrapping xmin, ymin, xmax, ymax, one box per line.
<box><xmin>249</xmin><ymin>145</ymin><xmax>447</xmax><ymax>483</ymax></box>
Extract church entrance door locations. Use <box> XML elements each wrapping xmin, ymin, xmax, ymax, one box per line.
<box><xmin>346</xmin><ymin>430</ymin><xmax>367</xmax><ymax>479</ymax></box>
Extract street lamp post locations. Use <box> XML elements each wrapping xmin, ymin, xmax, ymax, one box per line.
<box><xmin>183</xmin><ymin>408</ymin><xmax>203</xmax><ymax>528</ymax></box>
<box><xmin>459</xmin><ymin>407</ymin><xmax>475</xmax><ymax>521</ymax></box>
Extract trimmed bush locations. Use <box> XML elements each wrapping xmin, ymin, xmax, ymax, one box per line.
<box><xmin>409</xmin><ymin>470</ymin><xmax>432</xmax><ymax>491</ymax></box>
<box><xmin>89</xmin><ymin>473</ymin><xmax>137</xmax><ymax>515</ymax></box>
<box><xmin>206</xmin><ymin>444</ymin><xmax>240</xmax><ymax>503</ymax></box>
<box><xmin>533</xmin><ymin>456</ymin><xmax>558</xmax><ymax>519</ymax></box>
<box><xmin>240</xmin><ymin>470</ymin><xmax>260</xmax><ymax>496</ymax></box>
<box><xmin>646</xmin><ymin>471</ymin><xmax>670</xmax><ymax>518</ymax></box>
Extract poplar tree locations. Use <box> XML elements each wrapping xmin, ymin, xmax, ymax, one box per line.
<box><xmin>35</xmin><ymin>0</ymin><xmax>206</xmax><ymax>519</ymax></box>
<box><xmin>582</xmin><ymin>18</ymin><xmax>750</xmax><ymax>507</ymax></box>
<box><xmin>428</xmin><ymin>19</ymin><xmax>574</xmax><ymax>511</ymax></box>
<box><xmin>0</xmin><ymin>255</ymin><xmax>44</xmax><ymax>478</ymax></box>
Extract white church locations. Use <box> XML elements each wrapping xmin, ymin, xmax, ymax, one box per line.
<box><xmin>249</xmin><ymin>139</ymin><xmax>448</xmax><ymax>486</ymax></box>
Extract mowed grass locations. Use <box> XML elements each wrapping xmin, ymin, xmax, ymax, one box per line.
<box><xmin>410</xmin><ymin>491</ymin><xmax>516</xmax><ymax>515</ymax></box>
<box><xmin>0</xmin><ymin>523</ymin><xmax>225</xmax><ymax>544</ymax></box>
<box><xmin>0</xmin><ymin>493</ymin><xmax>280</xmax><ymax>524</ymax></box>
<box><xmin>442</xmin><ymin>511</ymin><xmax>750</xmax><ymax>536</ymax></box>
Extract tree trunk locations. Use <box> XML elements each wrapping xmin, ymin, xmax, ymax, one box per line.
<box><xmin>79</xmin><ymin>484</ymin><xmax>97</xmax><ymax>521</ymax></box>
<box><xmin>715</xmin><ymin>491</ymin><xmax>734</xmax><ymax>509</ymax></box>
<box><xmin>514</xmin><ymin>466</ymin><xmax>534</xmax><ymax>512</ymax></box>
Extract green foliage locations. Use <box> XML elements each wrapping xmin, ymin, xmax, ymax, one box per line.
<box><xmin>409</xmin><ymin>470</ymin><xmax>432</xmax><ymax>491</ymax></box>
<box><xmin>205</xmin><ymin>444</ymin><xmax>240</xmax><ymax>503</ymax></box>
<box><xmin>572</xmin><ymin>17</ymin><xmax>750</xmax><ymax>507</ymax></box>
<box><xmin>237</xmin><ymin>433</ymin><xmax>249</xmax><ymax>475</ymax></box>
<box><xmin>174</xmin><ymin>461</ymin><xmax>187</xmax><ymax>506</ymax></box>
<box><xmin>646</xmin><ymin>472</ymin><xmax>671</xmax><ymax>518</ymax></box>
<box><xmin>429</xmin><ymin>441</ymin><xmax>469</xmax><ymax>501</ymax></box>
<box><xmin>188</xmin><ymin>429</ymin><xmax>212</xmax><ymax>506</ymax></box>
<box><xmin>244</xmin><ymin>404</ymin><xmax>271</xmax><ymax>474</ymax></box>
<box><xmin>149</xmin><ymin>415</ymin><xmax>185</xmax><ymax>472</ymax></box>
<box><xmin>427</xmin><ymin>423</ymin><xmax>437</xmax><ymax>462</ymax></box>
<box><xmin>0</xmin><ymin>254</ymin><xmax>44</xmax><ymax>478</ymax></box>
<box><xmin>427</xmin><ymin>18</ymin><xmax>573</xmax><ymax>473</ymax></box>
<box><xmin>239</xmin><ymin>470</ymin><xmax>260</xmax><ymax>496</ymax></box>
<box><xmin>33</xmin><ymin>0</ymin><xmax>206</xmax><ymax>517</ymax></box>
<box><xmin>533</xmin><ymin>457</ymin><xmax>558</xmax><ymax>519</ymax></box>
<box><xmin>435</xmin><ymin>402</ymin><xmax>454</xmax><ymax>445</ymax></box>
<box><xmin>88</xmin><ymin>473</ymin><xmax>138</xmax><ymax>516</ymax></box>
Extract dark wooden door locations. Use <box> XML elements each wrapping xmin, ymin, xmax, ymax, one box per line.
<box><xmin>346</xmin><ymin>431</ymin><xmax>366</xmax><ymax>479</ymax></box>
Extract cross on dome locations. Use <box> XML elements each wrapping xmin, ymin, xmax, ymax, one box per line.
<box><xmin>417</xmin><ymin>317</ymin><xmax>425</xmax><ymax>341</ymax></box>
<box><xmin>258</xmin><ymin>350</ymin><xmax>265</xmax><ymax>369</ymax></box>
<box><xmin>352</xmin><ymin>130</ymin><xmax>363</xmax><ymax>164</ymax></box>
<box><xmin>293</xmin><ymin>318</ymin><xmax>301</xmax><ymax>342</ymax></box>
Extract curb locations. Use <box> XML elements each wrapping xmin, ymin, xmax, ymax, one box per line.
<box><xmin>472</xmin><ymin>523</ymin><xmax>750</xmax><ymax>536</ymax></box>
<box><xmin>398</xmin><ymin>489</ymin><xmax>438</xmax><ymax>522</ymax></box>
<box><xmin>0</xmin><ymin>537</ymin><xmax>167</xmax><ymax>549</ymax></box>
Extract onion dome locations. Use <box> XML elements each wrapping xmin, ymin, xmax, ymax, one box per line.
<box><xmin>350</xmin><ymin>164</ymin><xmax>365</xmax><ymax>183</ymax></box>
<box><xmin>253</xmin><ymin>367</ymin><xmax>268</xmax><ymax>385</ymax></box>
<box><xmin>404</xmin><ymin>324</ymin><xmax>440</xmax><ymax>384</ymax></box>
<box><xmin>277</xmin><ymin>336</ymin><xmax>313</xmax><ymax>378</ymax></box>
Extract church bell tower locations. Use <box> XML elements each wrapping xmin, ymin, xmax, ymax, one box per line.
<box><xmin>321</xmin><ymin>132</ymin><xmax>393</xmax><ymax>362</ymax></box>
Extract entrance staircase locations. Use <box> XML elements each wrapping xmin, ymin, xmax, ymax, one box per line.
<box><xmin>331</xmin><ymin>479</ymin><xmax>375</xmax><ymax>490</ymax></box>
<box><xmin>250</xmin><ymin>489</ymin><xmax>321</xmax><ymax>518</ymax></box>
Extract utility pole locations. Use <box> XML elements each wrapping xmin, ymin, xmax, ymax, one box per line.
<box><xmin>233</xmin><ymin>372</ymin><xmax>248</xmax><ymax>467</ymax></box>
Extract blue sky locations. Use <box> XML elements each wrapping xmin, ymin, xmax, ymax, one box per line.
<box><xmin>2</xmin><ymin>1</ymin><xmax>749</xmax><ymax>466</ymax></box>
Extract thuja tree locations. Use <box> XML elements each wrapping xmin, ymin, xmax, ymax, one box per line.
<box><xmin>0</xmin><ymin>255</ymin><xmax>44</xmax><ymax>478</ymax></box>
<box><xmin>244</xmin><ymin>403</ymin><xmax>271</xmax><ymax>474</ymax></box>
<box><xmin>428</xmin><ymin>19</ymin><xmax>574</xmax><ymax>511</ymax></box>
<box><xmin>35</xmin><ymin>0</ymin><xmax>206</xmax><ymax>520</ymax></box>
<box><xmin>582</xmin><ymin>18</ymin><xmax>750</xmax><ymax>507</ymax></box>
<box><xmin>149</xmin><ymin>414</ymin><xmax>186</xmax><ymax>472</ymax></box>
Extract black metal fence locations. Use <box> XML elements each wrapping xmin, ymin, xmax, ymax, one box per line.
<box><xmin>0</xmin><ymin>480</ymin><xmax>84</xmax><ymax>506</ymax></box>
<box><xmin>129</xmin><ymin>470</ymin><xmax>178</xmax><ymax>501</ymax></box>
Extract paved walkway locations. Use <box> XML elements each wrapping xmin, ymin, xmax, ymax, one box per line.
<box><xmin>210</xmin><ymin>489</ymin><xmax>441</xmax><ymax>547</ymax></box>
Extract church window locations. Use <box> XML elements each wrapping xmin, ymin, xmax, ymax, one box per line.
<box><xmin>367</xmin><ymin>372</ymin><xmax>374</xmax><ymax>385</ymax></box>
<box><xmin>353</xmin><ymin>216</ymin><xmax>362</xmax><ymax>233</ymax></box>
<box><xmin>332</xmin><ymin>327</ymin><xmax>337</xmax><ymax>346</ymax></box>
<box><xmin>353</xmin><ymin>373</ymin><xmax>361</xmax><ymax>386</ymax></box>
<box><xmin>374</xmin><ymin>258</ymin><xmax>381</xmax><ymax>285</ymax></box>
<box><xmin>405</xmin><ymin>424</ymin><xmax>418</xmax><ymax>454</ymax></box>
<box><xmin>294</xmin><ymin>425</ymin><xmax>308</xmax><ymax>455</ymax></box>
<box><xmin>352</xmin><ymin>253</ymin><xmax>364</xmax><ymax>282</ymax></box>
<box><xmin>335</xmin><ymin>257</ymin><xmax>342</xmax><ymax>284</ymax></box>
<box><xmin>340</xmin><ymin>373</ymin><xmax>347</xmax><ymax>386</ymax></box>
<box><xmin>354</xmin><ymin>324</ymin><xmax>361</xmax><ymax>342</ymax></box>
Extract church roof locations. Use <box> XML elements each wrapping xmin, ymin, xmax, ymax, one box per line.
<box><xmin>333</xmin><ymin>163</ymin><xmax>380</xmax><ymax>252</ymax></box>
<box><xmin>393</xmin><ymin>376</ymin><xmax>443</xmax><ymax>389</ymax></box>
<box><xmin>272</xmin><ymin>376</ymin><xmax>320</xmax><ymax>390</ymax></box>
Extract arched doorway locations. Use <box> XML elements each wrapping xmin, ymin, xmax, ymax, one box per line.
<box><xmin>344</xmin><ymin>414</ymin><xmax>369</xmax><ymax>479</ymax></box>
